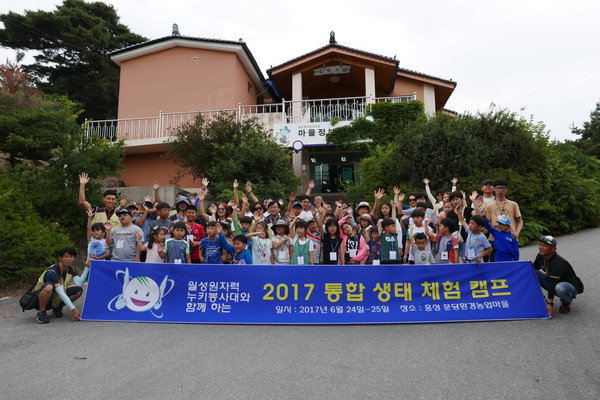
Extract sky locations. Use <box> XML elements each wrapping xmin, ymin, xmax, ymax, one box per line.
<box><xmin>1</xmin><ymin>0</ymin><xmax>599</xmax><ymax>141</ymax></box>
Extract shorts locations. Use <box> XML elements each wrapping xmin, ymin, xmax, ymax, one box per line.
<box><xmin>33</xmin><ymin>284</ymin><xmax>83</xmax><ymax>310</ymax></box>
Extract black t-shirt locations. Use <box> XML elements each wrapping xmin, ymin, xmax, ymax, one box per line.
<box><xmin>533</xmin><ymin>253</ymin><xmax>579</xmax><ymax>298</ymax></box>
<box><xmin>322</xmin><ymin>236</ymin><xmax>342</xmax><ymax>265</ymax></box>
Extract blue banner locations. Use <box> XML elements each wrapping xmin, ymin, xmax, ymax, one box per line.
<box><xmin>81</xmin><ymin>260</ymin><xmax>549</xmax><ymax>324</ymax></box>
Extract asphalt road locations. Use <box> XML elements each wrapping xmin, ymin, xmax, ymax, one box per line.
<box><xmin>1</xmin><ymin>228</ymin><xmax>599</xmax><ymax>400</ymax></box>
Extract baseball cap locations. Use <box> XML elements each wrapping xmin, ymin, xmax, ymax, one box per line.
<box><xmin>538</xmin><ymin>235</ymin><xmax>557</xmax><ymax>247</ymax></box>
<box><xmin>116</xmin><ymin>209</ymin><xmax>132</xmax><ymax>217</ymax></box>
<box><xmin>497</xmin><ymin>215</ymin><xmax>511</xmax><ymax>225</ymax></box>
<box><xmin>482</xmin><ymin>179</ymin><xmax>493</xmax><ymax>185</ymax></box>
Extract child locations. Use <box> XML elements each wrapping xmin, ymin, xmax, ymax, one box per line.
<box><xmin>149</xmin><ymin>202</ymin><xmax>174</xmax><ymax>240</ymax></box>
<box><xmin>160</xmin><ymin>221</ymin><xmax>191</xmax><ymax>264</ymax></box>
<box><xmin>425</xmin><ymin>218</ymin><xmax>459</xmax><ymax>264</ymax></box>
<box><xmin>365</xmin><ymin>225</ymin><xmax>382</xmax><ymax>265</ymax></box>
<box><xmin>271</xmin><ymin>219</ymin><xmax>292</xmax><ymax>265</ymax></box>
<box><xmin>484</xmin><ymin>215</ymin><xmax>520</xmax><ymax>261</ymax></box>
<box><xmin>199</xmin><ymin>221</ymin><xmax>225</xmax><ymax>264</ymax></box>
<box><xmin>340</xmin><ymin>221</ymin><xmax>368</xmax><ymax>265</ymax></box>
<box><xmin>246</xmin><ymin>222</ymin><xmax>273</xmax><ymax>264</ymax></box>
<box><xmin>378</xmin><ymin>218</ymin><xmax>403</xmax><ymax>264</ymax></box>
<box><xmin>306</xmin><ymin>217</ymin><xmax>322</xmax><ymax>265</ymax></box>
<box><xmin>144</xmin><ymin>225</ymin><xmax>165</xmax><ymax>263</ymax></box>
<box><xmin>321</xmin><ymin>219</ymin><xmax>342</xmax><ymax>265</ymax></box>
<box><xmin>184</xmin><ymin>205</ymin><xmax>206</xmax><ymax>264</ymax></box>
<box><xmin>290</xmin><ymin>219</ymin><xmax>314</xmax><ymax>265</ymax></box>
<box><xmin>456</xmin><ymin>205</ymin><xmax>492</xmax><ymax>265</ymax></box>
<box><xmin>86</xmin><ymin>210</ymin><xmax>111</xmax><ymax>266</ymax></box>
<box><xmin>217</xmin><ymin>226</ymin><xmax>252</xmax><ymax>264</ymax></box>
<box><xmin>404</xmin><ymin>209</ymin><xmax>433</xmax><ymax>264</ymax></box>
<box><xmin>104</xmin><ymin>209</ymin><xmax>144</xmax><ymax>262</ymax></box>
<box><xmin>411</xmin><ymin>233</ymin><xmax>436</xmax><ymax>265</ymax></box>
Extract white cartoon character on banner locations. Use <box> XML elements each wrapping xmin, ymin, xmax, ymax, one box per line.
<box><xmin>107</xmin><ymin>267</ymin><xmax>175</xmax><ymax>318</ymax></box>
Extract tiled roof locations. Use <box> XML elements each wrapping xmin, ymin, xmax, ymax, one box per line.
<box><xmin>397</xmin><ymin>66</ymin><xmax>456</xmax><ymax>87</ymax></box>
<box><xmin>267</xmin><ymin>43</ymin><xmax>399</xmax><ymax>73</ymax></box>
<box><xmin>267</xmin><ymin>42</ymin><xmax>454</xmax><ymax>87</ymax></box>
<box><xmin>110</xmin><ymin>35</ymin><xmax>265</xmax><ymax>82</ymax></box>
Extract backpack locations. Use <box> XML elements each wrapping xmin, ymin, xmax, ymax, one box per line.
<box><xmin>18</xmin><ymin>282</ymin><xmax>39</xmax><ymax>312</ymax></box>
<box><xmin>565</xmin><ymin>258</ymin><xmax>584</xmax><ymax>294</ymax></box>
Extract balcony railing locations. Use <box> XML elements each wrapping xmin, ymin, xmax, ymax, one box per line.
<box><xmin>84</xmin><ymin>95</ymin><xmax>416</xmax><ymax>142</ymax></box>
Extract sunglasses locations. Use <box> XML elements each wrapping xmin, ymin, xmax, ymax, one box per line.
<box><xmin>408</xmin><ymin>198</ymin><xmax>416</xmax><ymax>201</ymax></box>
<box><xmin>254</xmin><ymin>207</ymin><xmax>264</xmax><ymax>211</ymax></box>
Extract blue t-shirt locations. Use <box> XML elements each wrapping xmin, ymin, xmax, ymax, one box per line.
<box><xmin>484</xmin><ymin>220</ymin><xmax>519</xmax><ymax>261</ymax></box>
<box><xmin>199</xmin><ymin>236</ymin><xmax>224</xmax><ymax>264</ymax></box>
<box><xmin>219</xmin><ymin>233</ymin><xmax>253</xmax><ymax>265</ymax></box>
<box><xmin>464</xmin><ymin>226</ymin><xmax>491</xmax><ymax>262</ymax></box>
<box><xmin>134</xmin><ymin>214</ymin><xmax>156</xmax><ymax>243</ymax></box>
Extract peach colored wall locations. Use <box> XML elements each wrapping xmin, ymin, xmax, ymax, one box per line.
<box><xmin>232</xmin><ymin>55</ymin><xmax>259</xmax><ymax>105</ymax></box>
<box><xmin>389</xmin><ymin>76</ymin><xmax>424</xmax><ymax>100</ymax></box>
<box><xmin>117</xmin><ymin>47</ymin><xmax>257</xmax><ymax>119</ymax></box>
<box><xmin>120</xmin><ymin>152</ymin><xmax>198</xmax><ymax>188</ymax></box>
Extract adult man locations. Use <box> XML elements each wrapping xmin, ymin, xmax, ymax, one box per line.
<box><xmin>263</xmin><ymin>200</ymin><xmax>282</xmax><ymax>226</ymax></box>
<box><xmin>79</xmin><ymin>172</ymin><xmax>120</xmax><ymax>228</ymax></box>
<box><xmin>32</xmin><ymin>247</ymin><xmax>86</xmax><ymax>324</ymax></box>
<box><xmin>533</xmin><ymin>235</ymin><xmax>581</xmax><ymax>316</ymax></box>
<box><xmin>105</xmin><ymin>209</ymin><xmax>144</xmax><ymax>262</ymax></box>
<box><xmin>481</xmin><ymin>179</ymin><xmax>523</xmax><ymax>238</ymax></box>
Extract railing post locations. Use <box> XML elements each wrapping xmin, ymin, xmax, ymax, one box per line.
<box><xmin>159</xmin><ymin>112</ymin><xmax>164</xmax><ymax>139</ymax></box>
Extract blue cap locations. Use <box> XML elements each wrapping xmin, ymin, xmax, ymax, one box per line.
<box><xmin>497</xmin><ymin>215</ymin><xmax>511</xmax><ymax>225</ymax></box>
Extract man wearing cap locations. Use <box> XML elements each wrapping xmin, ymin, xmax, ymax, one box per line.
<box><xmin>79</xmin><ymin>172</ymin><xmax>121</xmax><ymax>229</ymax></box>
<box><xmin>533</xmin><ymin>236</ymin><xmax>581</xmax><ymax>316</ymax></box>
<box><xmin>105</xmin><ymin>209</ymin><xmax>144</xmax><ymax>262</ymax></box>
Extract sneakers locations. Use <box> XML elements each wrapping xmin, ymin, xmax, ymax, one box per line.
<box><xmin>559</xmin><ymin>303</ymin><xmax>571</xmax><ymax>314</ymax></box>
<box><xmin>52</xmin><ymin>307</ymin><xmax>64</xmax><ymax>318</ymax></box>
<box><xmin>36</xmin><ymin>312</ymin><xmax>50</xmax><ymax>324</ymax></box>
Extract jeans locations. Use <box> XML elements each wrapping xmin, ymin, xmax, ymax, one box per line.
<box><xmin>536</xmin><ymin>270</ymin><xmax>577</xmax><ymax>304</ymax></box>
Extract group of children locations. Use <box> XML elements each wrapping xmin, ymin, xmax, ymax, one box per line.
<box><xmin>83</xmin><ymin>178</ymin><xmax>521</xmax><ymax>266</ymax></box>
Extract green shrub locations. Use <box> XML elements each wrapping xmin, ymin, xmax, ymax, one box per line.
<box><xmin>0</xmin><ymin>177</ymin><xmax>71</xmax><ymax>286</ymax></box>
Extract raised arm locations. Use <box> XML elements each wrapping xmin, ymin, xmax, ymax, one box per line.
<box><xmin>78</xmin><ymin>173</ymin><xmax>92</xmax><ymax>212</ymax></box>
<box><xmin>86</xmin><ymin>210</ymin><xmax>94</xmax><ymax>242</ymax></box>
<box><xmin>423</xmin><ymin>178</ymin><xmax>437</xmax><ymax>207</ymax></box>
<box><xmin>455</xmin><ymin>204</ymin><xmax>469</xmax><ymax>229</ymax></box>
<box><xmin>451</xmin><ymin>177</ymin><xmax>458</xmax><ymax>193</ymax></box>
<box><xmin>153</xmin><ymin>180</ymin><xmax>161</xmax><ymax>202</ymax></box>
<box><xmin>232</xmin><ymin>180</ymin><xmax>239</xmax><ymax>206</ymax></box>
<box><xmin>245</xmin><ymin>181</ymin><xmax>259</xmax><ymax>204</ymax></box>
<box><xmin>305</xmin><ymin>179</ymin><xmax>315</xmax><ymax>196</ymax></box>
<box><xmin>371</xmin><ymin>188</ymin><xmax>385</xmax><ymax>218</ymax></box>
<box><xmin>197</xmin><ymin>190</ymin><xmax>211</xmax><ymax>222</ymax></box>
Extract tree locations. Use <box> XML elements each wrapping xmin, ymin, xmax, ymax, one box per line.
<box><xmin>168</xmin><ymin>113</ymin><xmax>300</xmax><ymax>200</ymax></box>
<box><xmin>572</xmin><ymin>101</ymin><xmax>600</xmax><ymax>158</ymax></box>
<box><xmin>0</xmin><ymin>61</ymin><xmax>40</xmax><ymax>96</ymax></box>
<box><xmin>0</xmin><ymin>78</ymin><xmax>125</xmax><ymax>235</ymax></box>
<box><xmin>0</xmin><ymin>0</ymin><xmax>147</xmax><ymax>120</ymax></box>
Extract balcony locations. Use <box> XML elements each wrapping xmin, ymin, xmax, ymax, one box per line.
<box><xmin>83</xmin><ymin>95</ymin><xmax>416</xmax><ymax>147</ymax></box>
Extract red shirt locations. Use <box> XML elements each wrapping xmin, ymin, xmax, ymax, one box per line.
<box><xmin>186</xmin><ymin>222</ymin><xmax>206</xmax><ymax>261</ymax></box>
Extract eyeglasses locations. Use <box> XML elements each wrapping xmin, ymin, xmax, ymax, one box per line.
<box><xmin>494</xmin><ymin>186</ymin><xmax>508</xmax><ymax>191</ymax></box>
<box><xmin>217</xmin><ymin>207</ymin><xmax>226</xmax><ymax>211</ymax></box>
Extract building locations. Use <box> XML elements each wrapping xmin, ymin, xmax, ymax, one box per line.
<box><xmin>87</xmin><ymin>28</ymin><xmax>456</xmax><ymax>194</ymax></box>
